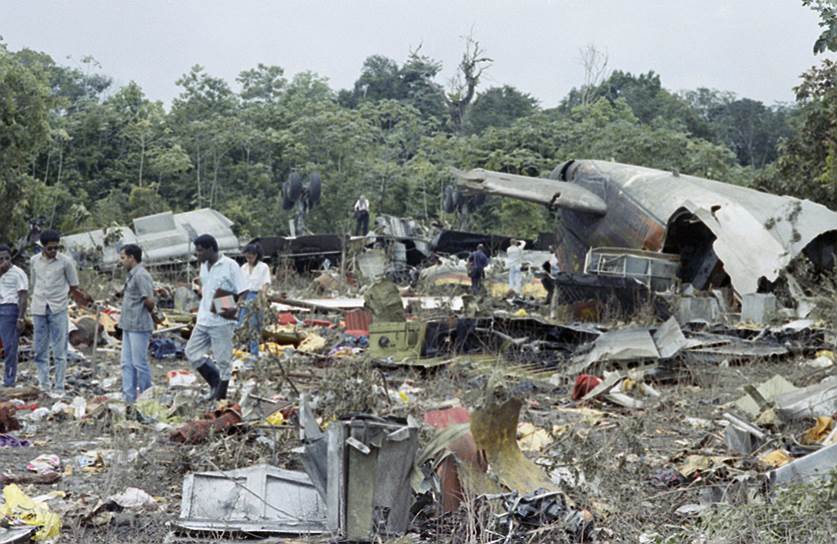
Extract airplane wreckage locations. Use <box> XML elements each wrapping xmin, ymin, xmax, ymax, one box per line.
<box><xmin>452</xmin><ymin>160</ymin><xmax>837</xmax><ymax>298</ymax></box>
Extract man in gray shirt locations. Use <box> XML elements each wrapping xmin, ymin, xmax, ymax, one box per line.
<box><xmin>118</xmin><ymin>244</ymin><xmax>157</xmax><ymax>403</ymax></box>
<box><xmin>30</xmin><ymin>230</ymin><xmax>85</xmax><ymax>397</ymax></box>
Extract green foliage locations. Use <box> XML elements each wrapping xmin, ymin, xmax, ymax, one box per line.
<box><xmin>2</xmin><ymin>26</ymin><xmax>832</xmax><ymax>248</ymax></box>
<box><xmin>464</xmin><ymin>85</ymin><xmax>538</xmax><ymax>134</ymax></box>
<box><xmin>804</xmin><ymin>0</ymin><xmax>837</xmax><ymax>53</ymax></box>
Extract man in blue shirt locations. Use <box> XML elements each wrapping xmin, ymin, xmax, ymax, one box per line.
<box><xmin>468</xmin><ymin>244</ymin><xmax>489</xmax><ymax>294</ymax></box>
<box><xmin>118</xmin><ymin>244</ymin><xmax>157</xmax><ymax>403</ymax></box>
<box><xmin>186</xmin><ymin>234</ymin><xmax>246</xmax><ymax>401</ymax></box>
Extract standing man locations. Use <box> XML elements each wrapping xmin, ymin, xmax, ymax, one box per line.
<box><xmin>186</xmin><ymin>234</ymin><xmax>246</xmax><ymax>401</ymax></box>
<box><xmin>467</xmin><ymin>244</ymin><xmax>490</xmax><ymax>294</ymax></box>
<box><xmin>239</xmin><ymin>243</ymin><xmax>271</xmax><ymax>356</ymax></box>
<box><xmin>0</xmin><ymin>245</ymin><xmax>28</xmax><ymax>387</ymax></box>
<box><xmin>30</xmin><ymin>230</ymin><xmax>85</xmax><ymax>397</ymax></box>
<box><xmin>506</xmin><ymin>239</ymin><xmax>525</xmax><ymax>294</ymax></box>
<box><xmin>546</xmin><ymin>246</ymin><xmax>561</xmax><ymax>317</ymax></box>
<box><xmin>118</xmin><ymin>244</ymin><xmax>156</xmax><ymax>403</ymax></box>
<box><xmin>353</xmin><ymin>195</ymin><xmax>370</xmax><ymax>236</ymax></box>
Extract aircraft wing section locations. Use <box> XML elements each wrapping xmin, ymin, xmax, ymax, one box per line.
<box><xmin>455</xmin><ymin>168</ymin><xmax>607</xmax><ymax>216</ymax></box>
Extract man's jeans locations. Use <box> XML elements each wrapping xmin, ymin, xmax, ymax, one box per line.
<box><xmin>186</xmin><ymin>323</ymin><xmax>235</xmax><ymax>380</ymax></box>
<box><xmin>238</xmin><ymin>291</ymin><xmax>261</xmax><ymax>356</ymax></box>
<box><xmin>0</xmin><ymin>304</ymin><xmax>20</xmax><ymax>386</ymax></box>
<box><xmin>33</xmin><ymin>307</ymin><xmax>69</xmax><ymax>393</ymax></box>
<box><xmin>121</xmin><ymin>330</ymin><xmax>152</xmax><ymax>403</ymax></box>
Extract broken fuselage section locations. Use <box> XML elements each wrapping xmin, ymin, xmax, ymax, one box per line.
<box><xmin>455</xmin><ymin>160</ymin><xmax>837</xmax><ymax>296</ymax></box>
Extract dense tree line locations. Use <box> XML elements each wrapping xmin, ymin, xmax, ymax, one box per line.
<box><xmin>1</xmin><ymin>2</ymin><xmax>834</xmax><ymax>244</ymax></box>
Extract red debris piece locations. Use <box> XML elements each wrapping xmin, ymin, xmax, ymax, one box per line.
<box><xmin>170</xmin><ymin>404</ymin><xmax>243</xmax><ymax>444</ymax></box>
<box><xmin>572</xmin><ymin>374</ymin><xmax>603</xmax><ymax>401</ymax></box>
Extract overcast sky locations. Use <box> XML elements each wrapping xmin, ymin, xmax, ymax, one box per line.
<box><xmin>2</xmin><ymin>1</ymin><xmax>830</xmax><ymax>108</ymax></box>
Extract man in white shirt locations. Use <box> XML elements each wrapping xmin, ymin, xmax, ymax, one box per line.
<box><xmin>30</xmin><ymin>230</ymin><xmax>88</xmax><ymax>396</ymax></box>
<box><xmin>353</xmin><ymin>195</ymin><xmax>370</xmax><ymax>236</ymax></box>
<box><xmin>0</xmin><ymin>245</ymin><xmax>28</xmax><ymax>387</ymax></box>
<box><xmin>186</xmin><ymin>234</ymin><xmax>247</xmax><ymax>401</ymax></box>
<box><xmin>506</xmin><ymin>240</ymin><xmax>525</xmax><ymax>294</ymax></box>
<box><xmin>239</xmin><ymin>243</ymin><xmax>271</xmax><ymax>356</ymax></box>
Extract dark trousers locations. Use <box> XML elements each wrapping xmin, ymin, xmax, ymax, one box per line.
<box><xmin>355</xmin><ymin>210</ymin><xmax>369</xmax><ymax>236</ymax></box>
<box><xmin>0</xmin><ymin>304</ymin><xmax>20</xmax><ymax>386</ymax></box>
<box><xmin>470</xmin><ymin>272</ymin><xmax>484</xmax><ymax>294</ymax></box>
<box><xmin>541</xmin><ymin>276</ymin><xmax>555</xmax><ymax>305</ymax></box>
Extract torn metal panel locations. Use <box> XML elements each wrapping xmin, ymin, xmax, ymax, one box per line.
<box><xmin>176</xmin><ymin>464</ymin><xmax>328</xmax><ymax>535</ymax></box>
<box><xmin>305</xmin><ymin>416</ymin><xmax>419</xmax><ymax>541</ymax></box>
<box><xmin>653</xmin><ymin>317</ymin><xmax>688</xmax><ymax>359</ymax></box>
<box><xmin>64</xmin><ymin>208</ymin><xmax>240</xmax><ymax>268</ymax></box>
<box><xmin>578</xmin><ymin>328</ymin><xmax>660</xmax><ymax>366</ymax></box>
<box><xmin>470</xmin><ymin>397</ymin><xmax>558</xmax><ymax>494</ymax></box>
<box><xmin>774</xmin><ymin>376</ymin><xmax>837</xmax><ymax>421</ymax></box>
<box><xmin>0</xmin><ymin>527</ymin><xmax>35</xmax><ymax>544</ymax></box>
<box><xmin>584</xmin><ymin>247</ymin><xmax>680</xmax><ymax>291</ymax></box>
<box><xmin>734</xmin><ymin>375</ymin><xmax>798</xmax><ymax>418</ymax></box>
<box><xmin>767</xmin><ymin>442</ymin><xmax>837</xmax><ymax>487</ymax></box>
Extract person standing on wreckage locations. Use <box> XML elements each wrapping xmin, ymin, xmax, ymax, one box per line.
<box><xmin>467</xmin><ymin>244</ymin><xmax>490</xmax><ymax>294</ymax></box>
<box><xmin>506</xmin><ymin>239</ymin><xmax>525</xmax><ymax>294</ymax></box>
<box><xmin>187</xmin><ymin>234</ymin><xmax>246</xmax><ymax>401</ymax></box>
<box><xmin>30</xmin><ymin>229</ymin><xmax>90</xmax><ymax>398</ymax></box>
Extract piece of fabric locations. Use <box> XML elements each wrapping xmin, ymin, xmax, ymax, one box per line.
<box><xmin>185</xmin><ymin>323</ymin><xmax>236</xmax><ymax>380</ymax></box>
<box><xmin>29</xmin><ymin>252</ymin><xmax>79</xmax><ymax>315</ymax></box>
<box><xmin>121</xmin><ymin>330</ymin><xmax>152</xmax><ymax>403</ymax></box>
<box><xmin>32</xmin><ymin>307</ymin><xmax>69</xmax><ymax>393</ymax></box>
<box><xmin>119</xmin><ymin>264</ymin><xmax>155</xmax><ymax>332</ymax></box>
<box><xmin>0</xmin><ymin>266</ymin><xmax>28</xmax><ymax>305</ymax></box>
<box><xmin>197</xmin><ymin>255</ymin><xmax>246</xmax><ymax>327</ymax></box>
<box><xmin>238</xmin><ymin>290</ymin><xmax>262</xmax><ymax>355</ymax></box>
<box><xmin>354</xmin><ymin>198</ymin><xmax>369</xmax><ymax>212</ymax></box>
<box><xmin>240</xmin><ymin>261</ymin><xmax>271</xmax><ymax>292</ymax></box>
<box><xmin>0</xmin><ymin>304</ymin><xmax>20</xmax><ymax>386</ymax></box>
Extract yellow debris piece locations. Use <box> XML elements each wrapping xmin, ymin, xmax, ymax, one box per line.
<box><xmin>297</xmin><ymin>333</ymin><xmax>326</xmax><ymax>353</ymax></box>
<box><xmin>517</xmin><ymin>422</ymin><xmax>552</xmax><ymax>452</ymax></box>
<box><xmin>759</xmin><ymin>449</ymin><xmax>793</xmax><ymax>468</ymax></box>
<box><xmin>0</xmin><ymin>484</ymin><xmax>61</xmax><ymax>541</ymax></box>
<box><xmin>261</xmin><ymin>342</ymin><xmax>295</xmax><ymax>356</ymax></box>
<box><xmin>265</xmin><ymin>410</ymin><xmax>285</xmax><ymax>426</ymax></box>
<box><xmin>801</xmin><ymin>416</ymin><xmax>833</xmax><ymax>445</ymax></box>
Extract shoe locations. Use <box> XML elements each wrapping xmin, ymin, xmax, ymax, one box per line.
<box><xmin>195</xmin><ymin>362</ymin><xmax>220</xmax><ymax>401</ymax></box>
<box><xmin>47</xmin><ymin>390</ymin><xmax>65</xmax><ymax>400</ymax></box>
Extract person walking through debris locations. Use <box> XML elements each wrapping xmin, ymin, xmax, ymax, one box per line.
<box><xmin>30</xmin><ymin>230</ymin><xmax>88</xmax><ymax>398</ymax></box>
<box><xmin>239</xmin><ymin>243</ymin><xmax>271</xmax><ymax>356</ymax></box>
<box><xmin>353</xmin><ymin>195</ymin><xmax>370</xmax><ymax>236</ymax></box>
<box><xmin>468</xmin><ymin>244</ymin><xmax>490</xmax><ymax>294</ymax></box>
<box><xmin>186</xmin><ymin>234</ymin><xmax>246</xmax><ymax>401</ymax></box>
<box><xmin>117</xmin><ymin>244</ymin><xmax>157</xmax><ymax>403</ymax></box>
<box><xmin>541</xmin><ymin>246</ymin><xmax>561</xmax><ymax>317</ymax></box>
<box><xmin>506</xmin><ymin>239</ymin><xmax>525</xmax><ymax>294</ymax></box>
<box><xmin>0</xmin><ymin>245</ymin><xmax>28</xmax><ymax>387</ymax></box>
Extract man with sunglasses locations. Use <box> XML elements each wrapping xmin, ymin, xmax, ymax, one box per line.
<box><xmin>30</xmin><ymin>230</ymin><xmax>85</xmax><ymax>397</ymax></box>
